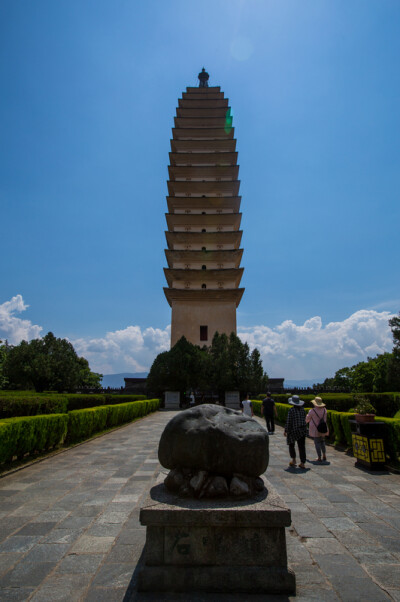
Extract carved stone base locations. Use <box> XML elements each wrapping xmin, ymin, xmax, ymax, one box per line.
<box><xmin>138</xmin><ymin>474</ymin><xmax>295</xmax><ymax>594</ymax></box>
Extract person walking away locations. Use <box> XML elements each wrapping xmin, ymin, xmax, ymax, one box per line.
<box><xmin>306</xmin><ymin>397</ymin><xmax>329</xmax><ymax>462</ymax></box>
<box><xmin>261</xmin><ymin>392</ymin><xmax>278</xmax><ymax>434</ymax></box>
<box><xmin>241</xmin><ymin>394</ymin><xmax>254</xmax><ymax>418</ymax></box>
<box><xmin>284</xmin><ymin>395</ymin><xmax>307</xmax><ymax>469</ymax></box>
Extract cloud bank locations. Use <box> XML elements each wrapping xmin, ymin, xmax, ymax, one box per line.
<box><xmin>0</xmin><ymin>295</ymin><xmax>395</xmax><ymax>379</ymax></box>
<box><xmin>0</xmin><ymin>295</ymin><xmax>42</xmax><ymax>344</ymax></box>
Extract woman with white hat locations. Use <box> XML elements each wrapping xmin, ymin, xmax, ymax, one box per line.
<box><xmin>284</xmin><ymin>395</ymin><xmax>308</xmax><ymax>469</ymax></box>
<box><xmin>306</xmin><ymin>397</ymin><xmax>329</xmax><ymax>462</ymax></box>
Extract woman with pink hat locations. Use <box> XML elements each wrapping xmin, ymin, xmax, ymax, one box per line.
<box><xmin>306</xmin><ymin>397</ymin><xmax>329</xmax><ymax>462</ymax></box>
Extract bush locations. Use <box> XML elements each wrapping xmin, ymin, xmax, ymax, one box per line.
<box><xmin>66</xmin><ymin>394</ymin><xmax>148</xmax><ymax>411</ymax></box>
<box><xmin>268</xmin><ymin>393</ymin><xmax>400</xmax><ymax>417</ymax></box>
<box><xmin>0</xmin><ymin>395</ymin><xmax>68</xmax><ymax>418</ymax></box>
<box><xmin>0</xmin><ymin>414</ymin><xmax>68</xmax><ymax>464</ymax></box>
<box><xmin>66</xmin><ymin>399</ymin><xmax>160</xmax><ymax>444</ymax></box>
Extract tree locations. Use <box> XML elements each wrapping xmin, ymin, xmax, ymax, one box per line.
<box><xmin>147</xmin><ymin>332</ymin><xmax>269</xmax><ymax>399</ymax></box>
<box><xmin>388</xmin><ymin>313</ymin><xmax>400</xmax><ymax>391</ymax></box>
<box><xmin>4</xmin><ymin>332</ymin><xmax>102</xmax><ymax>392</ymax></box>
<box><xmin>0</xmin><ymin>340</ymin><xmax>8</xmax><ymax>389</ymax></box>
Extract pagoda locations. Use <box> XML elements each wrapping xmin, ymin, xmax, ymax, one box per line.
<box><xmin>164</xmin><ymin>69</ymin><xmax>244</xmax><ymax>347</ymax></box>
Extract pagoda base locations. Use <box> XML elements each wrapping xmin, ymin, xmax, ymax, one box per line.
<box><xmin>170</xmin><ymin>297</ymin><xmax>237</xmax><ymax>347</ymax></box>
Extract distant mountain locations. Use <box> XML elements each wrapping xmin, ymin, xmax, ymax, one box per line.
<box><xmin>101</xmin><ymin>373</ymin><xmax>148</xmax><ymax>389</ymax></box>
<box><xmin>284</xmin><ymin>379</ymin><xmax>323</xmax><ymax>389</ymax></box>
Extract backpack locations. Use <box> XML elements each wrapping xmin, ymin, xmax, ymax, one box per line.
<box><xmin>311</xmin><ymin>409</ymin><xmax>328</xmax><ymax>434</ymax></box>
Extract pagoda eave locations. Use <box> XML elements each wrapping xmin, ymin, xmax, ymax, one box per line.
<box><xmin>167</xmin><ymin>196</ymin><xmax>241</xmax><ymax>213</ymax></box>
<box><xmin>165</xmin><ymin>249</ymin><xmax>243</xmax><ymax>268</ymax></box>
<box><xmin>163</xmin><ymin>287</ymin><xmax>245</xmax><ymax>308</ymax></box>
<box><xmin>165</xmin><ymin>230</ymin><xmax>243</xmax><ymax>248</ymax></box>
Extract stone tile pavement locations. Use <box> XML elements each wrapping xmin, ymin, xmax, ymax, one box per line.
<box><xmin>0</xmin><ymin>410</ymin><xmax>399</xmax><ymax>601</ymax></box>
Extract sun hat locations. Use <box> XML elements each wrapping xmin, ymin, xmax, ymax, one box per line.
<box><xmin>311</xmin><ymin>397</ymin><xmax>326</xmax><ymax>408</ymax></box>
<box><xmin>288</xmin><ymin>395</ymin><xmax>304</xmax><ymax>407</ymax></box>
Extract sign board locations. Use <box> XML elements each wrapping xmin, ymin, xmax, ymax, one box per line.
<box><xmin>225</xmin><ymin>391</ymin><xmax>240</xmax><ymax>410</ymax></box>
<box><xmin>165</xmin><ymin>391</ymin><xmax>180</xmax><ymax>409</ymax></box>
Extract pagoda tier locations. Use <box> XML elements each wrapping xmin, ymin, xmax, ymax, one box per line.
<box><xmin>164</xmin><ymin>288</ymin><xmax>244</xmax><ymax>307</ymax></box>
<box><xmin>178</xmin><ymin>98</ymin><xmax>229</xmax><ymax>108</ymax></box>
<box><xmin>165</xmin><ymin>230</ymin><xmax>242</xmax><ymax>250</ymax></box>
<box><xmin>170</xmin><ymin>139</ymin><xmax>236</xmax><ymax>153</ymax></box>
<box><xmin>171</xmin><ymin>128</ymin><xmax>234</xmax><ymax>140</ymax></box>
<box><xmin>165</xmin><ymin>249</ymin><xmax>243</xmax><ymax>269</ymax></box>
<box><xmin>165</xmin><ymin>213</ymin><xmax>242</xmax><ymax>231</ymax></box>
<box><xmin>168</xmin><ymin>165</ymin><xmax>239</xmax><ymax>180</ymax></box>
<box><xmin>164</xmin><ymin>267</ymin><xmax>244</xmax><ymax>289</ymax></box>
<box><xmin>169</xmin><ymin>152</ymin><xmax>238</xmax><ymax>166</ymax></box>
<box><xmin>167</xmin><ymin>181</ymin><xmax>240</xmax><ymax>196</ymax></box>
<box><xmin>167</xmin><ymin>197</ymin><xmax>241</xmax><ymax>213</ymax></box>
<box><xmin>164</xmin><ymin>80</ymin><xmax>245</xmax><ymax>347</ymax></box>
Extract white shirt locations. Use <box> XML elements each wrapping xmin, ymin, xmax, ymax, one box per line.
<box><xmin>241</xmin><ymin>399</ymin><xmax>252</xmax><ymax>417</ymax></box>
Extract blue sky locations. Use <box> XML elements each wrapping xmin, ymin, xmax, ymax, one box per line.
<box><xmin>1</xmin><ymin>1</ymin><xmax>399</xmax><ymax>380</ymax></box>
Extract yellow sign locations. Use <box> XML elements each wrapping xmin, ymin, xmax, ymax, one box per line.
<box><xmin>352</xmin><ymin>434</ymin><xmax>370</xmax><ymax>462</ymax></box>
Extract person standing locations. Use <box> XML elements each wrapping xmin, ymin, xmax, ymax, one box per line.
<box><xmin>261</xmin><ymin>392</ymin><xmax>278</xmax><ymax>434</ymax></box>
<box><xmin>284</xmin><ymin>395</ymin><xmax>307</xmax><ymax>469</ymax></box>
<box><xmin>306</xmin><ymin>397</ymin><xmax>329</xmax><ymax>462</ymax></box>
<box><xmin>241</xmin><ymin>394</ymin><xmax>254</xmax><ymax>418</ymax></box>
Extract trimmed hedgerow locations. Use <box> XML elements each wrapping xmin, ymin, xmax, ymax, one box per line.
<box><xmin>259</xmin><ymin>393</ymin><xmax>400</xmax><ymax>417</ymax></box>
<box><xmin>66</xmin><ymin>394</ymin><xmax>147</xmax><ymax>412</ymax></box>
<box><xmin>0</xmin><ymin>396</ymin><xmax>68</xmax><ymax>418</ymax></box>
<box><xmin>65</xmin><ymin>399</ymin><xmax>160</xmax><ymax>444</ymax></box>
<box><xmin>0</xmin><ymin>414</ymin><xmax>68</xmax><ymax>464</ymax></box>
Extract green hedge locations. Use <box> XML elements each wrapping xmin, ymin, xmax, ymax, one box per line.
<box><xmin>0</xmin><ymin>414</ymin><xmax>68</xmax><ymax>464</ymax></box>
<box><xmin>0</xmin><ymin>393</ymin><xmax>149</xmax><ymax>416</ymax></box>
<box><xmin>66</xmin><ymin>394</ymin><xmax>147</xmax><ymax>411</ymax></box>
<box><xmin>252</xmin><ymin>400</ymin><xmax>400</xmax><ymax>464</ymax></box>
<box><xmin>66</xmin><ymin>399</ymin><xmax>160</xmax><ymax>444</ymax></box>
<box><xmin>260</xmin><ymin>393</ymin><xmax>400</xmax><ymax>417</ymax></box>
<box><xmin>0</xmin><ymin>399</ymin><xmax>160</xmax><ymax>464</ymax></box>
<box><xmin>0</xmin><ymin>396</ymin><xmax>68</xmax><ymax>418</ymax></box>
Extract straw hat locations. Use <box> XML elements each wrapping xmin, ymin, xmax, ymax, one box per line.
<box><xmin>311</xmin><ymin>397</ymin><xmax>326</xmax><ymax>408</ymax></box>
<box><xmin>288</xmin><ymin>395</ymin><xmax>304</xmax><ymax>407</ymax></box>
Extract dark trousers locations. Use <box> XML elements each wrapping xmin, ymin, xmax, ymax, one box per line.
<box><xmin>265</xmin><ymin>414</ymin><xmax>275</xmax><ymax>432</ymax></box>
<box><xmin>289</xmin><ymin>436</ymin><xmax>306</xmax><ymax>464</ymax></box>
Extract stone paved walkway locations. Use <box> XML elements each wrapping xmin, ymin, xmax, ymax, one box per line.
<box><xmin>0</xmin><ymin>410</ymin><xmax>399</xmax><ymax>601</ymax></box>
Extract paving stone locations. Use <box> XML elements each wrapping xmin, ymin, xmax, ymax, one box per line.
<box><xmin>14</xmin><ymin>522</ymin><xmax>58</xmax><ymax>536</ymax></box>
<box><xmin>0</xmin><ymin>553</ymin><xmax>22</xmax><ymax>576</ymax></box>
<box><xmin>91</xmin><ymin>562</ymin><xmax>137</xmax><ymax>588</ymax></box>
<box><xmin>29</xmin><ymin>573</ymin><xmax>92</xmax><ymax>602</ymax></box>
<box><xmin>85</xmin><ymin>587</ymin><xmax>128</xmax><ymax>602</ymax></box>
<box><xmin>56</xmin><ymin>553</ymin><xmax>104</xmax><ymax>574</ymax></box>
<box><xmin>0</xmin><ymin>560</ymin><xmax>56</xmax><ymax>587</ymax></box>
<box><xmin>23</xmin><ymin>543</ymin><xmax>70</xmax><ymax>563</ymax></box>
<box><xmin>0</xmin><ymin>536</ymin><xmax>41</xmax><ymax>554</ymax></box>
<box><xmin>0</xmin><ymin>587</ymin><xmax>36</xmax><ymax>601</ymax></box>
<box><xmin>69</xmin><ymin>535</ymin><xmax>115</xmax><ymax>554</ymax></box>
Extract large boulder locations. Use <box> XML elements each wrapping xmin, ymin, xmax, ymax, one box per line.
<box><xmin>158</xmin><ymin>404</ymin><xmax>269</xmax><ymax>478</ymax></box>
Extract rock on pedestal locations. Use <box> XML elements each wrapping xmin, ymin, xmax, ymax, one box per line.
<box><xmin>138</xmin><ymin>474</ymin><xmax>295</xmax><ymax>594</ymax></box>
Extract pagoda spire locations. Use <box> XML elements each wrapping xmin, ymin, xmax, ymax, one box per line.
<box><xmin>198</xmin><ymin>67</ymin><xmax>209</xmax><ymax>88</ymax></box>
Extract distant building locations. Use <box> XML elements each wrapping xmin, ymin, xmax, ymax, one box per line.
<box><xmin>163</xmin><ymin>70</ymin><xmax>244</xmax><ymax>348</ymax></box>
<box><xmin>267</xmin><ymin>379</ymin><xmax>285</xmax><ymax>394</ymax></box>
<box><xmin>124</xmin><ymin>377</ymin><xmax>147</xmax><ymax>394</ymax></box>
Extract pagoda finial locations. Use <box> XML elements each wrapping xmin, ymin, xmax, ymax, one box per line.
<box><xmin>198</xmin><ymin>67</ymin><xmax>209</xmax><ymax>88</ymax></box>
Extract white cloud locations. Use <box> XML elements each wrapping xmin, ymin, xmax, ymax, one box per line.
<box><xmin>238</xmin><ymin>310</ymin><xmax>395</xmax><ymax>380</ymax></box>
<box><xmin>0</xmin><ymin>296</ymin><xmax>395</xmax><ymax>380</ymax></box>
<box><xmin>72</xmin><ymin>325</ymin><xmax>170</xmax><ymax>374</ymax></box>
<box><xmin>0</xmin><ymin>295</ymin><xmax>42</xmax><ymax>344</ymax></box>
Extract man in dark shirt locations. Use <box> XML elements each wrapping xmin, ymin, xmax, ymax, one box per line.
<box><xmin>261</xmin><ymin>392</ymin><xmax>278</xmax><ymax>434</ymax></box>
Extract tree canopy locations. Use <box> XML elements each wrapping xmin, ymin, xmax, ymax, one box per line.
<box><xmin>147</xmin><ymin>332</ymin><xmax>268</xmax><ymax>398</ymax></box>
<box><xmin>2</xmin><ymin>332</ymin><xmax>102</xmax><ymax>392</ymax></box>
<box><xmin>320</xmin><ymin>313</ymin><xmax>400</xmax><ymax>392</ymax></box>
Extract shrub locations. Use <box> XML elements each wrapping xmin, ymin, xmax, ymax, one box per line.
<box><xmin>0</xmin><ymin>395</ymin><xmax>68</xmax><ymax>418</ymax></box>
<box><xmin>66</xmin><ymin>399</ymin><xmax>160</xmax><ymax>444</ymax></box>
<box><xmin>0</xmin><ymin>414</ymin><xmax>68</xmax><ymax>464</ymax></box>
<box><xmin>66</xmin><ymin>394</ymin><xmax>107</xmax><ymax>411</ymax></box>
<box><xmin>105</xmin><ymin>394</ymin><xmax>147</xmax><ymax>404</ymax></box>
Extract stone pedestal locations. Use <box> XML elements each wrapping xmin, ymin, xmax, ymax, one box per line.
<box><xmin>138</xmin><ymin>474</ymin><xmax>295</xmax><ymax>594</ymax></box>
